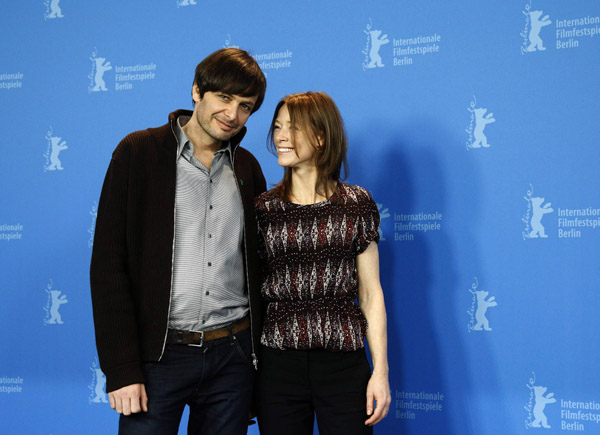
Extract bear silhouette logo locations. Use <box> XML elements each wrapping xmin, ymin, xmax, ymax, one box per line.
<box><xmin>44</xmin><ymin>0</ymin><xmax>64</xmax><ymax>19</ymax></box>
<box><xmin>466</xmin><ymin>96</ymin><xmax>496</xmax><ymax>150</ymax></box>
<box><xmin>528</xmin><ymin>197</ymin><xmax>553</xmax><ymax>238</ymax></box>
<box><xmin>44</xmin><ymin>128</ymin><xmax>68</xmax><ymax>171</ymax></box>
<box><xmin>532</xmin><ymin>386</ymin><xmax>556</xmax><ymax>428</ymax></box>
<box><xmin>523</xmin><ymin>186</ymin><xmax>554</xmax><ymax>240</ymax></box>
<box><xmin>44</xmin><ymin>280</ymin><xmax>68</xmax><ymax>325</ymax></box>
<box><xmin>527</xmin><ymin>11</ymin><xmax>551</xmax><ymax>52</ymax></box>
<box><xmin>467</xmin><ymin>278</ymin><xmax>498</xmax><ymax>332</ymax></box>
<box><xmin>472</xmin><ymin>290</ymin><xmax>497</xmax><ymax>331</ymax></box>
<box><xmin>524</xmin><ymin>373</ymin><xmax>556</xmax><ymax>429</ymax></box>
<box><xmin>89</xmin><ymin>360</ymin><xmax>109</xmax><ymax>404</ymax></box>
<box><xmin>89</xmin><ymin>49</ymin><xmax>112</xmax><ymax>92</ymax></box>
<box><xmin>90</xmin><ymin>369</ymin><xmax>108</xmax><ymax>403</ymax></box>
<box><xmin>366</xmin><ymin>29</ymin><xmax>390</xmax><ymax>68</ymax></box>
<box><xmin>377</xmin><ymin>203</ymin><xmax>390</xmax><ymax>241</ymax></box>
<box><xmin>92</xmin><ymin>57</ymin><xmax>112</xmax><ymax>91</ymax></box>
<box><xmin>470</xmin><ymin>108</ymin><xmax>495</xmax><ymax>148</ymax></box>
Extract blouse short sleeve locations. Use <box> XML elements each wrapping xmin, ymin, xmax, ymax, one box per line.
<box><xmin>353</xmin><ymin>186</ymin><xmax>380</xmax><ymax>254</ymax></box>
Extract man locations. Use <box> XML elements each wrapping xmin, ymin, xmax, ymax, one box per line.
<box><xmin>90</xmin><ymin>48</ymin><xmax>267</xmax><ymax>434</ymax></box>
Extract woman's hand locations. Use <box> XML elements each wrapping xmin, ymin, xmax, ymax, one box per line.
<box><xmin>365</xmin><ymin>370</ymin><xmax>391</xmax><ymax>425</ymax></box>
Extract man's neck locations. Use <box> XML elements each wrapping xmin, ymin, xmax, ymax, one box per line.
<box><xmin>181</xmin><ymin>119</ymin><xmax>222</xmax><ymax>155</ymax></box>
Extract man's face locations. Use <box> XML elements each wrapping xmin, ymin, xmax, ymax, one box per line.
<box><xmin>191</xmin><ymin>85</ymin><xmax>258</xmax><ymax>144</ymax></box>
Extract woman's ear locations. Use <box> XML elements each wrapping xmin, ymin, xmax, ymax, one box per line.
<box><xmin>317</xmin><ymin>133</ymin><xmax>324</xmax><ymax>148</ymax></box>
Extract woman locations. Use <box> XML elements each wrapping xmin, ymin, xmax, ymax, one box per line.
<box><xmin>255</xmin><ymin>91</ymin><xmax>390</xmax><ymax>434</ymax></box>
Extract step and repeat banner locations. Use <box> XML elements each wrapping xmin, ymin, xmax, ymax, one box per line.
<box><xmin>1</xmin><ymin>1</ymin><xmax>599</xmax><ymax>434</ymax></box>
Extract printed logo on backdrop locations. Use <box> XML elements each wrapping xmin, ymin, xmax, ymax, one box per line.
<box><xmin>1</xmin><ymin>223</ymin><xmax>23</xmax><ymax>242</ymax></box>
<box><xmin>395</xmin><ymin>391</ymin><xmax>444</xmax><ymax>420</ymax></box>
<box><xmin>525</xmin><ymin>372</ymin><xmax>556</xmax><ymax>429</ymax></box>
<box><xmin>466</xmin><ymin>277</ymin><xmax>497</xmax><ymax>332</ymax></box>
<box><xmin>362</xmin><ymin>18</ymin><xmax>441</xmax><ymax>70</ymax></box>
<box><xmin>0</xmin><ymin>72</ymin><xmax>24</xmax><ymax>90</ymax></box>
<box><xmin>561</xmin><ymin>397</ymin><xmax>600</xmax><ymax>431</ymax></box>
<box><xmin>43</xmin><ymin>279</ymin><xmax>68</xmax><ymax>325</ymax></box>
<box><xmin>89</xmin><ymin>359</ymin><xmax>108</xmax><ymax>404</ymax></box>
<box><xmin>44</xmin><ymin>0</ymin><xmax>63</xmax><ymax>20</ymax></box>
<box><xmin>377</xmin><ymin>203</ymin><xmax>391</xmax><ymax>241</ymax></box>
<box><xmin>88</xmin><ymin>47</ymin><xmax>157</xmax><ymax>93</ymax></box>
<box><xmin>521</xmin><ymin>2</ymin><xmax>600</xmax><ymax>53</ymax></box>
<box><xmin>176</xmin><ymin>0</ymin><xmax>197</xmax><ymax>7</ymax></box>
<box><xmin>88</xmin><ymin>48</ymin><xmax>112</xmax><ymax>92</ymax></box>
<box><xmin>393</xmin><ymin>211</ymin><xmax>443</xmax><ymax>241</ymax></box>
<box><xmin>0</xmin><ymin>376</ymin><xmax>24</xmax><ymax>395</ymax></box>
<box><xmin>43</xmin><ymin>126</ymin><xmax>68</xmax><ymax>172</ymax></box>
<box><xmin>465</xmin><ymin>96</ymin><xmax>495</xmax><ymax>150</ymax></box>
<box><xmin>521</xmin><ymin>2</ymin><xmax>552</xmax><ymax>53</ymax></box>
<box><xmin>224</xmin><ymin>36</ymin><xmax>293</xmax><ymax>78</ymax></box>
<box><xmin>522</xmin><ymin>185</ymin><xmax>553</xmax><ymax>240</ymax></box>
<box><xmin>362</xmin><ymin>19</ymin><xmax>390</xmax><ymax>69</ymax></box>
<box><xmin>88</xmin><ymin>202</ymin><xmax>97</xmax><ymax>249</ymax></box>
<box><xmin>523</xmin><ymin>185</ymin><xmax>600</xmax><ymax>239</ymax></box>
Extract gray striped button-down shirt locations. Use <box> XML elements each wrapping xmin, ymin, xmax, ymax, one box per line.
<box><xmin>168</xmin><ymin>116</ymin><xmax>248</xmax><ymax>332</ymax></box>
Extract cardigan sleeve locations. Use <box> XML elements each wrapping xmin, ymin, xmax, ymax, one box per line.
<box><xmin>90</xmin><ymin>142</ymin><xmax>145</xmax><ymax>393</ymax></box>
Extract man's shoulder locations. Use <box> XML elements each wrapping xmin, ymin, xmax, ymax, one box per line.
<box><xmin>112</xmin><ymin>120</ymin><xmax>174</xmax><ymax>160</ymax></box>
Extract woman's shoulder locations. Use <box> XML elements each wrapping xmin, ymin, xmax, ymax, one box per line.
<box><xmin>336</xmin><ymin>183</ymin><xmax>375</xmax><ymax>205</ymax></box>
<box><xmin>255</xmin><ymin>188</ymin><xmax>282</xmax><ymax>210</ymax></box>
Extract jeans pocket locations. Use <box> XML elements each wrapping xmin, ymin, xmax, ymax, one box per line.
<box><xmin>233</xmin><ymin>334</ymin><xmax>253</xmax><ymax>366</ymax></box>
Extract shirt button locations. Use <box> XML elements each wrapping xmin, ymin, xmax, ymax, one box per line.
<box><xmin>202</xmin><ymin>320</ymin><xmax>206</xmax><ymax>324</ymax></box>
<box><xmin>206</xmin><ymin>291</ymin><xmax>210</xmax><ymax>295</ymax></box>
<box><xmin>210</xmin><ymin>178</ymin><xmax>213</xmax><ymax>183</ymax></box>
<box><xmin>208</xmin><ymin>262</ymin><xmax>211</xmax><ymax>267</ymax></box>
<box><xmin>209</xmin><ymin>205</ymin><xmax>213</xmax><ymax>210</ymax></box>
<box><xmin>208</xmin><ymin>234</ymin><xmax>212</xmax><ymax>238</ymax></box>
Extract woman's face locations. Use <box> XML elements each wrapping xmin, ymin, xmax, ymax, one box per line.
<box><xmin>273</xmin><ymin>104</ymin><xmax>318</xmax><ymax>171</ymax></box>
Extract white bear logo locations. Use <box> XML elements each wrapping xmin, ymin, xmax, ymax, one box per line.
<box><xmin>528</xmin><ymin>197</ymin><xmax>553</xmax><ymax>238</ymax></box>
<box><xmin>91</xmin><ymin>57</ymin><xmax>112</xmax><ymax>92</ymax></box>
<box><xmin>177</xmin><ymin>0</ymin><xmax>197</xmax><ymax>6</ymax></box>
<box><xmin>531</xmin><ymin>385</ymin><xmax>556</xmax><ymax>428</ymax></box>
<box><xmin>471</xmin><ymin>290</ymin><xmax>497</xmax><ymax>331</ymax></box>
<box><xmin>44</xmin><ymin>0</ymin><xmax>63</xmax><ymax>19</ymax></box>
<box><xmin>45</xmin><ymin>134</ymin><xmax>68</xmax><ymax>171</ymax></box>
<box><xmin>377</xmin><ymin>203</ymin><xmax>390</xmax><ymax>241</ymax></box>
<box><xmin>366</xmin><ymin>29</ymin><xmax>389</xmax><ymax>68</ymax></box>
<box><xmin>470</xmin><ymin>108</ymin><xmax>495</xmax><ymax>149</ymax></box>
<box><xmin>527</xmin><ymin>11</ymin><xmax>551</xmax><ymax>52</ymax></box>
<box><xmin>47</xmin><ymin>290</ymin><xmax>68</xmax><ymax>324</ymax></box>
<box><xmin>90</xmin><ymin>368</ymin><xmax>108</xmax><ymax>403</ymax></box>
<box><xmin>48</xmin><ymin>0</ymin><xmax>63</xmax><ymax>18</ymax></box>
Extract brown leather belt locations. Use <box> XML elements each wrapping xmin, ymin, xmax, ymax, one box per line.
<box><xmin>167</xmin><ymin>316</ymin><xmax>250</xmax><ymax>347</ymax></box>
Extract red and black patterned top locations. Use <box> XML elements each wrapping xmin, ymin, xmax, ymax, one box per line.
<box><xmin>255</xmin><ymin>183</ymin><xmax>380</xmax><ymax>351</ymax></box>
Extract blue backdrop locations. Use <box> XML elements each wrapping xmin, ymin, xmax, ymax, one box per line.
<box><xmin>2</xmin><ymin>1</ymin><xmax>600</xmax><ymax>434</ymax></box>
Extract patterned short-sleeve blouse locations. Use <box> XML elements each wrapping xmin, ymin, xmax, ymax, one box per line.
<box><xmin>255</xmin><ymin>183</ymin><xmax>380</xmax><ymax>351</ymax></box>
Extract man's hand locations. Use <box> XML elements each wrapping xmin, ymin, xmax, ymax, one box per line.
<box><xmin>364</xmin><ymin>372</ymin><xmax>391</xmax><ymax>426</ymax></box>
<box><xmin>108</xmin><ymin>383</ymin><xmax>148</xmax><ymax>415</ymax></box>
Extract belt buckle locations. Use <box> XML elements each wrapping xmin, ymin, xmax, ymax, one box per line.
<box><xmin>187</xmin><ymin>331</ymin><xmax>204</xmax><ymax>348</ymax></box>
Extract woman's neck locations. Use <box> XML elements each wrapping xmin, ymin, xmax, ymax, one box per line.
<box><xmin>289</xmin><ymin>167</ymin><xmax>336</xmax><ymax>204</ymax></box>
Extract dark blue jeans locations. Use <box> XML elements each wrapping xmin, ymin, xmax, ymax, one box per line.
<box><xmin>119</xmin><ymin>328</ymin><xmax>254</xmax><ymax>435</ymax></box>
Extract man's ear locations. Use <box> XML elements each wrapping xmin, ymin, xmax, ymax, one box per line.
<box><xmin>192</xmin><ymin>84</ymin><xmax>202</xmax><ymax>104</ymax></box>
